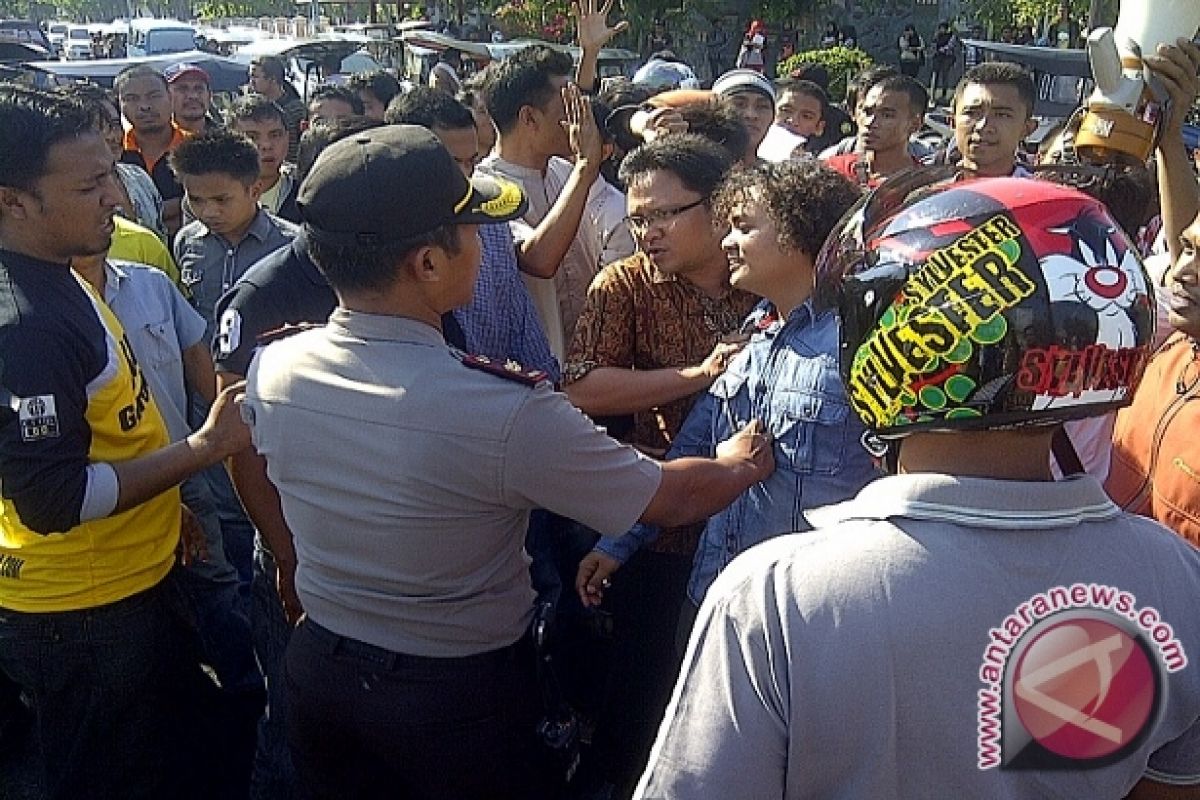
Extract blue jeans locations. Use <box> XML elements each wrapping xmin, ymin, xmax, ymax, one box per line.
<box><xmin>250</xmin><ymin>539</ymin><xmax>298</xmax><ymax>799</ymax></box>
<box><xmin>0</xmin><ymin>571</ymin><xmax>210</xmax><ymax>800</ymax></box>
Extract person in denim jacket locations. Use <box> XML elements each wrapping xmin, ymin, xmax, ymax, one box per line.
<box><xmin>578</xmin><ymin>159</ymin><xmax>878</xmax><ymax>615</ymax></box>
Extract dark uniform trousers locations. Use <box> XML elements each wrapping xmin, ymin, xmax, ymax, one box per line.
<box><xmin>285</xmin><ymin>617</ymin><xmax>552</xmax><ymax>800</ymax></box>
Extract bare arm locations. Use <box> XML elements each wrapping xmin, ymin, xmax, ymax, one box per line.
<box><xmin>112</xmin><ymin>381</ymin><xmax>249</xmax><ymax>513</ymax></box>
<box><xmin>181</xmin><ymin>340</ymin><xmax>216</xmax><ymax>406</ymax></box>
<box><xmin>516</xmin><ymin>84</ymin><xmax>602</xmax><ymax>279</ymax></box>
<box><xmin>572</xmin><ymin>0</ymin><xmax>627</xmax><ymax>92</ymax></box>
<box><xmin>217</xmin><ymin>369</ymin><xmax>303</xmax><ymax>621</ymax></box>
<box><xmin>1146</xmin><ymin>39</ymin><xmax>1200</xmax><ymax>266</ymax></box>
<box><xmin>564</xmin><ymin>339</ymin><xmax>744</xmax><ymax>416</ymax></box>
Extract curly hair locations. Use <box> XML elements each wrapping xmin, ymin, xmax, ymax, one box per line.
<box><xmin>712</xmin><ymin>159</ymin><xmax>861</xmax><ymax>256</ymax></box>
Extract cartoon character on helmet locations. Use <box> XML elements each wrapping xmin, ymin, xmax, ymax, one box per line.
<box><xmin>815</xmin><ymin>167</ymin><xmax>1155</xmax><ymax>438</ymax></box>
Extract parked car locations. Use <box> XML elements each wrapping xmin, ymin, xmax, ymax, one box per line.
<box><xmin>127</xmin><ymin>19</ymin><xmax>196</xmax><ymax>58</ymax></box>
<box><xmin>47</xmin><ymin>22</ymin><xmax>68</xmax><ymax>56</ymax></box>
<box><xmin>0</xmin><ymin>19</ymin><xmax>51</xmax><ymax>51</ymax></box>
<box><xmin>26</xmin><ymin>48</ymin><xmax>248</xmax><ymax>93</ymax></box>
<box><xmin>232</xmin><ymin>36</ymin><xmax>385</xmax><ymax>101</ymax></box>
<box><xmin>63</xmin><ymin>25</ymin><xmax>93</xmax><ymax>60</ymax></box>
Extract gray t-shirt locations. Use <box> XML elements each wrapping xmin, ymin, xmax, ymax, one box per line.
<box><xmin>246</xmin><ymin>309</ymin><xmax>662</xmax><ymax>658</ymax></box>
<box><xmin>637</xmin><ymin>473</ymin><xmax>1200</xmax><ymax>798</ymax></box>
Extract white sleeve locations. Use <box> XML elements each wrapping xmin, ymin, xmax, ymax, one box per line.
<box><xmin>79</xmin><ymin>462</ymin><xmax>119</xmax><ymax>522</ymax></box>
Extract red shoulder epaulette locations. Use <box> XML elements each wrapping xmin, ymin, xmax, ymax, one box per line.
<box><xmin>256</xmin><ymin>322</ymin><xmax>323</xmax><ymax>346</ymax></box>
<box><xmin>461</xmin><ymin>354</ymin><xmax>548</xmax><ymax>386</ymax></box>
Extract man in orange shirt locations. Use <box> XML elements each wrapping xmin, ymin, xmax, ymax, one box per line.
<box><xmin>117</xmin><ymin>65</ymin><xmax>190</xmax><ymax>236</ymax></box>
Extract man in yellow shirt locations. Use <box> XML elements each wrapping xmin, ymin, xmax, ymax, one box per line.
<box><xmin>0</xmin><ymin>86</ymin><xmax>248</xmax><ymax>799</ymax></box>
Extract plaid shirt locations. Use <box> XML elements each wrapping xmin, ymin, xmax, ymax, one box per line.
<box><xmin>453</xmin><ymin>223</ymin><xmax>559</xmax><ymax>379</ymax></box>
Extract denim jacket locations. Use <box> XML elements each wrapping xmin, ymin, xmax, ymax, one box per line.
<box><xmin>595</xmin><ymin>301</ymin><xmax>878</xmax><ymax>605</ymax></box>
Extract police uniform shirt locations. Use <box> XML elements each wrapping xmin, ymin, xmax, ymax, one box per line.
<box><xmin>245</xmin><ymin>309</ymin><xmax>663</xmax><ymax>658</ymax></box>
<box><xmin>0</xmin><ymin>250</ymin><xmax>178</xmax><ymax>612</ymax></box>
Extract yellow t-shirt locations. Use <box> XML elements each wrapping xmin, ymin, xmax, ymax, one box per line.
<box><xmin>109</xmin><ymin>215</ymin><xmax>180</xmax><ymax>287</ymax></box>
<box><xmin>0</xmin><ymin>266</ymin><xmax>179</xmax><ymax>612</ymax></box>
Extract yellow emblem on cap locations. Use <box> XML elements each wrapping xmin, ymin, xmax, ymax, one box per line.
<box><xmin>479</xmin><ymin>180</ymin><xmax>523</xmax><ymax>218</ymax></box>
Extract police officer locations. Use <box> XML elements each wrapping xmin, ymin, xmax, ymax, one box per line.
<box><xmin>242</xmin><ymin>125</ymin><xmax>774</xmax><ymax>800</ymax></box>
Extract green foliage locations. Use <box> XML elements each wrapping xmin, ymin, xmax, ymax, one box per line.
<box><xmin>778</xmin><ymin>46</ymin><xmax>873</xmax><ymax>102</ymax></box>
<box><xmin>965</xmin><ymin>0</ymin><xmax>1115</xmax><ymax>33</ymax></box>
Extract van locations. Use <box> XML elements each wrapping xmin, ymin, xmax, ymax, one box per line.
<box><xmin>127</xmin><ymin>19</ymin><xmax>196</xmax><ymax>57</ymax></box>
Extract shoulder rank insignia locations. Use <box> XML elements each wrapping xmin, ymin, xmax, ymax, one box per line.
<box><xmin>256</xmin><ymin>322</ymin><xmax>323</xmax><ymax>346</ymax></box>
<box><xmin>461</xmin><ymin>354</ymin><xmax>549</xmax><ymax>386</ymax></box>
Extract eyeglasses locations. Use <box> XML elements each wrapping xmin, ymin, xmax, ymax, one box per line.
<box><xmin>626</xmin><ymin>197</ymin><xmax>708</xmax><ymax>236</ymax></box>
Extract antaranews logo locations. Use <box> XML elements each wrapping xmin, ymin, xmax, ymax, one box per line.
<box><xmin>977</xmin><ymin>584</ymin><xmax>1187</xmax><ymax>770</ymax></box>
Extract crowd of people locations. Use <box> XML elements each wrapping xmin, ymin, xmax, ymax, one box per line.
<box><xmin>1</xmin><ymin>2</ymin><xmax>1200</xmax><ymax>799</ymax></box>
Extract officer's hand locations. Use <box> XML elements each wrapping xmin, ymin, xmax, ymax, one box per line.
<box><xmin>193</xmin><ymin>381</ymin><xmax>252</xmax><ymax>464</ymax></box>
<box><xmin>716</xmin><ymin>419</ymin><xmax>775</xmax><ymax>482</ymax></box>
<box><xmin>177</xmin><ymin>504</ymin><xmax>209</xmax><ymax>567</ymax></box>
<box><xmin>1145</xmin><ymin>38</ymin><xmax>1200</xmax><ymax>135</ymax></box>
<box><xmin>276</xmin><ymin>558</ymin><xmax>304</xmax><ymax>625</ymax></box>
<box><xmin>576</xmin><ymin>550</ymin><xmax>622</xmax><ymax>608</ymax></box>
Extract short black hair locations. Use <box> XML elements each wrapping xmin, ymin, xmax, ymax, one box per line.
<box><xmin>619</xmin><ymin>133</ymin><xmax>734</xmax><ymax>198</ymax></box>
<box><xmin>251</xmin><ymin>55</ymin><xmax>286</xmax><ymax>86</ymax></box>
<box><xmin>348</xmin><ymin>70</ymin><xmax>401</xmax><ymax>109</ymax></box>
<box><xmin>226</xmin><ymin>94</ymin><xmax>286</xmax><ymax>129</ymax></box>
<box><xmin>864</xmin><ymin>75</ymin><xmax>928</xmax><ymax>119</ymax></box>
<box><xmin>441</xmin><ymin>47</ymin><xmax>462</xmax><ymax>66</ymax></box>
<box><xmin>308</xmin><ymin>224</ymin><xmax>461</xmax><ymax>294</ymax></box>
<box><xmin>681</xmin><ymin>98</ymin><xmax>750</xmax><ymax>164</ymax></box>
<box><xmin>170</xmin><ymin>129</ymin><xmax>260</xmax><ymax>185</ymax></box>
<box><xmin>295</xmin><ymin>116</ymin><xmax>382</xmax><ymax>183</ymax></box>
<box><xmin>847</xmin><ymin>64</ymin><xmax>898</xmax><ymax>111</ymax></box>
<box><xmin>0</xmin><ymin>86</ymin><xmax>94</xmax><ymax>192</ymax></box>
<box><xmin>308</xmin><ymin>85</ymin><xmax>364</xmax><ymax>116</ymax></box>
<box><xmin>775</xmin><ymin>79</ymin><xmax>829</xmax><ymax>117</ymax></box>
<box><xmin>955</xmin><ymin>62</ymin><xmax>1036</xmax><ymax>119</ymax></box>
<box><xmin>482</xmin><ymin>45</ymin><xmax>573</xmax><ymax>133</ymax></box>
<box><xmin>383</xmin><ymin>86</ymin><xmax>474</xmax><ymax>130</ymax></box>
<box><xmin>115</xmin><ymin>64</ymin><xmax>168</xmax><ymax>94</ymax></box>
<box><xmin>713</xmin><ymin>160</ymin><xmax>861</xmax><ymax>256</ymax></box>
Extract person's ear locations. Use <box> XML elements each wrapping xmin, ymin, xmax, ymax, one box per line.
<box><xmin>816</xmin><ymin>118</ymin><xmax>826</xmax><ymax>137</ymax></box>
<box><xmin>518</xmin><ymin>103</ymin><xmax>539</xmax><ymax>130</ymax></box>
<box><xmin>410</xmin><ymin>244</ymin><xmax>442</xmax><ymax>284</ymax></box>
<box><xmin>0</xmin><ymin>186</ymin><xmax>34</xmax><ymax>221</ymax></box>
<box><xmin>248</xmin><ymin>179</ymin><xmax>263</xmax><ymax>202</ymax></box>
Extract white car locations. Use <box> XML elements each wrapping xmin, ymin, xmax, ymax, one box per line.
<box><xmin>47</xmin><ymin>22</ymin><xmax>68</xmax><ymax>57</ymax></box>
<box><xmin>63</xmin><ymin>26</ymin><xmax>93</xmax><ymax>60</ymax></box>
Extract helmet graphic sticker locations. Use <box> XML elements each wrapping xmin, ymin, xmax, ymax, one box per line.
<box><xmin>816</xmin><ymin>171</ymin><xmax>1155</xmax><ymax>437</ymax></box>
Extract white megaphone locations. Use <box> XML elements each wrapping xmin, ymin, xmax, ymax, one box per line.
<box><xmin>1075</xmin><ymin>0</ymin><xmax>1200</xmax><ymax>165</ymax></box>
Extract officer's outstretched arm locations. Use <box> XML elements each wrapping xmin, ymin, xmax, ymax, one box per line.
<box><xmin>640</xmin><ymin>419</ymin><xmax>773</xmax><ymax>528</ymax></box>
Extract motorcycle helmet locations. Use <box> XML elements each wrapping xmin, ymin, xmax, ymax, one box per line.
<box><xmin>815</xmin><ymin>167</ymin><xmax>1156</xmax><ymax>437</ymax></box>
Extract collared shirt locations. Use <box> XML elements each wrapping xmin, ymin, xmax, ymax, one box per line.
<box><xmin>245</xmin><ymin>309</ymin><xmax>662</xmax><ymax>658</ymax></box>
<box><xmin>565</xmin><ymin>251</ymin><xmax>756</xmax><ymax>555</ymax></box>
<box><xmin>565</xmin><ymin>251</ymin><xmax>758</xmax><ymax>454</ymax></box>
<box><xmin>637</xmin><ymin>473</ymin><xmax>1200</xmax><ymax>798</ymax></box>
<box><xmin>455</xmin><ymin>222</ymin><xmax>559</xmax><ymax>379</ymax></box>
<box><xmin>120</xmin><ymin>122</ymin><xmax>190</xmax><ymax>201</ymax></box>
<box><xmin>110</xmin><ymin>215</ymin><xmax>180</xmax><ymax>287</ymax></box>
<box><xmin>174</xmin><ymin>207</ymin><xmax>298</xmax><ymax>342</ymax></box>
<box><xmin>102</xmin><ymin>260</ymin><xmax>206</xmax><ymax>443</ymax></box>
<box><xmin>479</xmin><ymin>155</ymin><xmax>634</xmax><ymax>360</ymax></box>
<box><xmin>0</xmin><ymin>250</ymin><xmax>177</xmax><ymax>612</ymax></box>
<box><xmin>596</xmin><ymin>302</ymin><xmax>877</xmax><ymax>603</ymax></box>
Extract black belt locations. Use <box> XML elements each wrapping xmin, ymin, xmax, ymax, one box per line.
<box><xmin>301</xmin><ymin>618</ymin><xmax>532</xmax><ymax>671</ymax></box>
